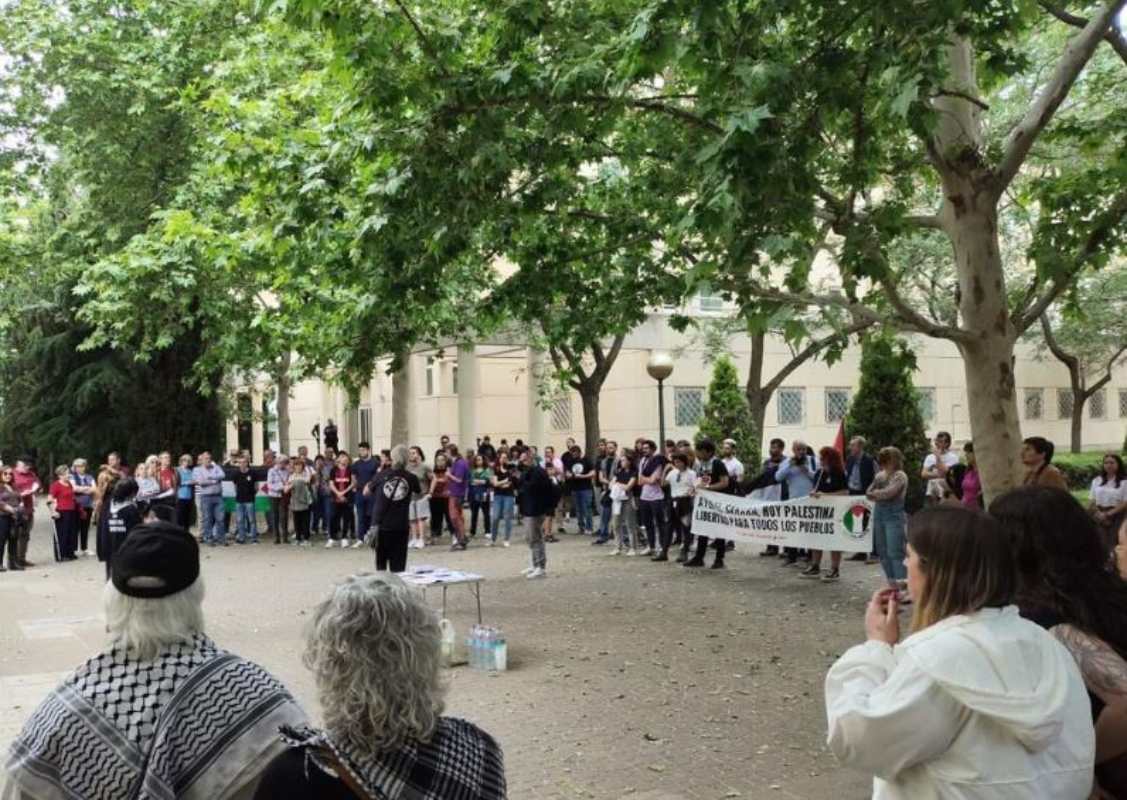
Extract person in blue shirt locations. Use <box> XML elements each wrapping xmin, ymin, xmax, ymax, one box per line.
<box><xmin>350</xmin><ymin>443</ymin><xmax>379</xmax><ymax>549</ymax></box>
<box><xmin>175</xmin><ymin>454</ymin><xmax>195</xmax><ymax>531</ymax></box>
<box><xmin>775</xmin><ymin>440</ymin><xmax>819</xmax><ymax>567</ymax></box>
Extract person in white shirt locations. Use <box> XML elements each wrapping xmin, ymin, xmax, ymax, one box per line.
<box><xmin>825</xmin><ymin>505</ymin><xmax>1094</xmax><ymax>799</ymax></box>
<box><xmin>1090</xmin><ymin>453</ymin><xmax>1127</xmax><ymax>547</ymax></box>
<box><xmin>920</xmin><ymin>431</ymin><xmax>959</xmax><ymax>505</ymax></box>
<box><xmin>721</xmin><ymin>439</ymin><xmax>744</xmax><ymax>486</ymax></box>
<box><xmin>665</xmin><ymin>452</ymin><xmax>697</xmax><ymax>559</ymax></box>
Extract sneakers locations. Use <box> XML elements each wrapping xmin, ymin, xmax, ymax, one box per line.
<box><xmin>625</xmin><ymin>549</ymin><xmax>637</xmax><ymax>557</ymax></box>
<box><xmin>351</xmin><ymin>540</ymin><xmax>363</xmax><ymax>549</ymax></box>
<box><xmin>675</xmin><ymin>550</ymin><xmax>688</xmax><ymax>563</ymax></box>
<box><xmin>527</xmin><ymin>567</ymin><xmax>546</xmax><ymax>579</ymax></box>
<box><xmin>84</xmin><ymin>549</ymin><xmax>95</xmax><ymax>557</ymax></box>
<box><xmin>710</xmin><ymin>559</ymin><xmax>725</xmax><ymax>569</ymax></box>
<box><xmin>520</xmin><ymin>566</ymin><xmax>535</xmax><ymax>576</ymax></box>
<box><xmin>638</xmin><ymin>547</ymin><xmax>651</xmax><ymax>556</ymax></box>
<box><xmin>608</xmin><ymin>547</ymin><xmax>623</xmax><ymax>556</ymax></box>
<box><xmin>591</xmin><ymin>538</ymin><xmax>607</xmax><ymax>546</ymax></box>
<box><xmin>683</xmin><ymin>558</ymin><xmax>705</xmax><ymax>568</ymax></box>
<box><xmin>324</xmin><ymin>540</ymin><xmax>335</xmax><ymax>549</ymax></box>
<box><xmin>799</xmin><ymin>565</ymin><xmax>822</xmax><ymax>579</ymax></box>
<box><xmin>651</xmin><ymin>552</ymin><xmax>669</xmax><ymax>562</ymax></box>
<box><xmin>821</xmin><ymin>568</ymin><xmax>840</xmax><ymax>582</ymax></box>
<box><xmin>502</xmin><ymin>541</ymin><xmax>511</xmax><ymax>548</ymax></box>
<box><xmin>485</xmin><ymin>537</ymin><xmax>494</xmax><ymax>547</ymax></box>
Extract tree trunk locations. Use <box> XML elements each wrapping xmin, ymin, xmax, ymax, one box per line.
<box><xmin>744</xmin><ymin>331</ymin><xmax>767</xmax><ymax>457</ymax></box>
<box><xmin>950</xmin><ymin>205</ymin><xmax>1023</xmax><ymax>500</ymax></box>
<box><xmin>1071</xmin><ymin>388</ymin><xmax>1085</xmax><ymax>454</ymax></box>
<box><xmin>390</xmin><ymin>350</ymin><xmax>411</xmax><ymax>446</ymax></box>
<box><xmin>579</xmin><ymin>384</ymin><xmax>601</xmax><ymax>458</ymax></box>
<box><xmin>274</xmin><ymin>351</ymin><xmax>292</xmax><ymax>453</ymax></box>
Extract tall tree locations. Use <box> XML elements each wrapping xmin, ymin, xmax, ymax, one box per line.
<box><xmin>697</xmin><ymin>356</ymin><xmax>760</xmax><ymax>468</ymax></box>
<box><xmin>1037</xmin><ymin>270</ymin><xmax>1127</xmax><ymax>452</ymax></box>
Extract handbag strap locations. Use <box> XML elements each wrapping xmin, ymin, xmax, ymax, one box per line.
<box><xmin>314</xmin><ymin>745</ymin><xmax>385</xmax><ymax>800</ymax></box>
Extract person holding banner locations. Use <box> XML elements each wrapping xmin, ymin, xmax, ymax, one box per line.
<box><xmin>684</xmin><ymin>439</ymin><xmax>730</xmax><ymax>569</ymax></box>
<box><xmin>865</xmin><ymin>447</ymin><xmax>910</xmax><ymax>601</ymax></box>
<box><xmin>776</xmin><ymin>441</ymin><xmax>819</xmax><ymax>567</ymax></box>
<box><xmin>666</xmin><ymin>452</ymin><xmax>696</xmax><ymax>561</ymax></box>
<box><xmin>800</xmin><ymin>447</ymin><xmax>849</xmax><ymax>582</ymax></box>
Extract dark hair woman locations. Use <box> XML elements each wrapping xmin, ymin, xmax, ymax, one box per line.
<box><xmin>1091</xmin><ymin>454</ymin><xmax>1127</xmax><ymax>550</ymax></box>
<box><xmin>802</xmin><ymin>446</ymin><xmax>849</xmax><ymax>582</ymax></box>
<box><xmin>991</xmin><ymin>486</ymin><xmax>1127</xmax><ymax>795</ymax></box>
<box><xmin>827</xmin><ymin>506</ymin><xmax>1094</xmax><ymax>797</ymax></box>
<box><xmin>0</xmin><ymin>467</ymin><xmax>23</xmax><ymax>571</ymax></box>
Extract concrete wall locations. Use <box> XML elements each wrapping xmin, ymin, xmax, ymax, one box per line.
<box><xmin>230</xmin><ymin>312</ymin><xmax>1127</xmax><ymax>460</ymax></box>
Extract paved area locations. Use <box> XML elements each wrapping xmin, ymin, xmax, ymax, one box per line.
<box><xmin>0</xmin><ymin>509</ymin><xmax>876</xmax><ymax>799</ymax></box>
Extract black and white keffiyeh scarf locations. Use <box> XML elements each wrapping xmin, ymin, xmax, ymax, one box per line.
<box><xmin>280</xmin><ymin>716</ymin><xmax>506</xmax><ymax>800</ymax></box>
<box><xmin>4</xmin><ymin>634</ymin><xmax>306</xmax><ymax>800</ymax></box>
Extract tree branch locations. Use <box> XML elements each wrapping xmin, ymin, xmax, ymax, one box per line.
<box><xmin>1018</xmin><ymin>187</ymin><xmax>1127</xmax><ymax>332</ymax></box>
<box><xmin>392</xmin><ymin>0</ymin><xmax>450</xmax><ymax>79</ymax></box>
<box><xmin>762</xmin><ymin>319</ymin><xmax>873</xmax><ymax>395</ymax></box>
<box><xmin>1040</xmin><ymin>313</ymin><xmax>1082</xmax><ymax>392</ymax></box>
<box><xmin>995</xmin><ymin>0</ymin><xmax>1127</xmax><ymax>193</ymax></box>
<box><xmin>930</xmin><ymin>89</ymin><xmax>991</xmax><ymax>110</ymax></box>
<box><xmin>1040</xmin><ymin>1</ymin><xmax>1127</xmax><ymax>65</ymax></box>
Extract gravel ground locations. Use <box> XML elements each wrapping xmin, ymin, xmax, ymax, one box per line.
<box><xmin>0</xmin><ymin>508</ymin><xmax>876</xmax><ymax>799</ymax></box>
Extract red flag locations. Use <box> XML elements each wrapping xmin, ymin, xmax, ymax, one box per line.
<box><xmin>834</xmin><ymin>419</ymin><xmax>846</xmax><ymax>459</ymax></box>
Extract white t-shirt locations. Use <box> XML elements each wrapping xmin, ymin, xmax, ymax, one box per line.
<box><xmin>722</xmin><ymin>457</ymin><xmax>744</xmax><ymax>483</ymax></box>
<box><xmin>923</xmin><ymin>451</ymin><xmax>959</xmax><ymax>497</ymax></box>
<box><xmin>1090</xmin><ymin>477</ymin><xmax>1127</xmax><ymax>509</ymax></box>
<box><xmin>666</xmin><ymin>468</ymin><xmax>697</xmax><ymax>498</ymax></box>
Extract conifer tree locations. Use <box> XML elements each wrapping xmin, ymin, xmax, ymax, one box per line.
<box><xmin>697</xmin><ymin>356</ymin><xmax>760</xmax><ymax>470</ymax></box>
<box><xmin>846</xmin><ymin>335</ymin><xmax>929</xmax><ymax>510</ymax></box>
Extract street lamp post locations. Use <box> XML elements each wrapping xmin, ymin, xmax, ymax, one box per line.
<box><xmin>646</xmin><ymin>351</ymin><xmax>674</xmax><ymax>447</ymax></box>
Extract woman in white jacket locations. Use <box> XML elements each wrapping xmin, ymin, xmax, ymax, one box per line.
<box><xmin>825</xmin><ymin>505</ymin><xmax>1095</xmax><ymax>799</ymax></box>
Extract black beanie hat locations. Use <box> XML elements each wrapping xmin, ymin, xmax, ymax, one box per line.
<box><xmin>111</xmin><ymin>521</ymin><xmax>200</xmax><ymax>599</ymax></box>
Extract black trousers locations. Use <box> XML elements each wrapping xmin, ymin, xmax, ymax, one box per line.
<box><xmin>639</xmin><ymin>499</ymin><xmax>671</xmax><ymax>552</ymax></box>
<box><xmin>176</xmin><ymin>498</ymin><xmax>195</xmax><ymax>530</ymax></box>
<box><xmin>690</xmin><ymin>534</ymin><xmax>727</xmax><ymax>564</ymax></box>
<box><xmin>77</xmin><ymin>509</ymin><xmax>92</xmax><ymax>551</ymax></box>
<box><xmin>53</xmin><ymin>510</ymin><xmax>78</xmax><ymax>561</ymax></box>
<box><xmin>429</xmin><ymin>497</ymin><xmax>453</xmax><ymax>538</ymax></box>
<box><xmin>0</xmin><ymin>515</ymin><xmax>14</xmax><ymax>567</ymax></box>
<box><xmin>671</xmin><ymin>497</ymin><xmax>693</xmax><ymax>547</ymax></box>
<box><xmin>470</xmin><ymin>497</ymin><xmax>491</xmax><ymax>536</ymax></box>
<box><xmin>293</xmin><ymin>509</ymin><xmax>311</xmax><ymax>542</ymax></box>
<box><xmin>375</xmin><ymin>528</ymin><xmax>409</xmax><ymax>572</ymax></box>
<box><xmin>330</xmin><ymin>501</ymin><xmax>355</xmax><ymax>540</ymax></box>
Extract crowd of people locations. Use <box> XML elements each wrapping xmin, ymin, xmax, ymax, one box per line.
<box><xmin>1</xmin><ymin>429</ymin><xmax>1124</xmax><ymax>590</ymax></box>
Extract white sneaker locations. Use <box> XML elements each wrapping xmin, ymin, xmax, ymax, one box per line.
<box><xmin>351</xmin><ymin>540</ymin><xmax>363</xmax><ymax>549</ymax></box>
<box><xmin>485</xmin><ymin>537</ymin><xmax>494</xmax><ymax>547</ymax></box>
<box><xmin>638</xmin><ymin>547</ymin><xmax>651</xmax><ymax>556</ymax></box>
<box><xmin>625</xmin><ymin>549</ymin><xmax>637</xmax><ymax>557</ymax></box>
<box><xmin>521</xmin><ymin>566</ymin><xmax>535</xmax><ymax>575</ymax></box>
<box><xmin>324</xmin><ymin>540</ymin><xmax>334</xmax><ymax>549</ymax></box>
<box><xmin>84</xmin><ymin>550</ymin><xmax>95</xmax><ymax>557</ymax></box>
<box><xmin>503</xmin><ymin>541</ymin><xmax>510</xmax><ymax>548</ymax></box>
<box><xmin>608</xmin><ymin>548</ymin><xmax>622</xmax><ymax>556</ymax></box>
<box><xmin>526</xmin><ymin>567</ymin><xmax>546</xmax><ymax>579</ymax></box>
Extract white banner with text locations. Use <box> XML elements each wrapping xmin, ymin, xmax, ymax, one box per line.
<box><xmin>691</xmin><ymin>491</ymin><xmax>873</xmax><ymax>552</ymax></box>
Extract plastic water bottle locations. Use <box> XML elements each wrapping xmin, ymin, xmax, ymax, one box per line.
<box><xmin>483</xmin><ymin>627</ymin><xmax>495</xmax><ymax>670</ymax></box>
<box><xmin>467</xmin><ymin>625</ymin><xmax>479</xmax><ymax>670</ymax></box>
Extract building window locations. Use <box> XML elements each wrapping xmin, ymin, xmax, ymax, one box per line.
<box><xmin>1057</xmin><ymin>388</ymin><xmax>1074</xmax><ymax>420</ymax></box>
<box><xmin>1090</xmin><ymin>389</ymin><xmax>1106</xmax><ymax>419</ymax></box>
<box><xmin>550</xmin><ymin>396</ymin><xmax>572</xmax><ymax>432</ymax></box>
<box><xmin>697</xmin><ymin>286</ymin><xmax>724</xmax><ymax>312</ymax></box>
<box><xmin>674</xmin><ymin>387</ymin><xmax>705</xmax><ymax>427</ymax></box>
<box><xmin>917</xmin><ymin>387</ymin><xmax>936</xmax><ymax>422</ymax></box>
<box><xmin>1023</xmin><ymin>388</ymin><xmax>1043</xmax><ymax>420</ymax></box>
<box><xmin>777</xmin><ymin>388</ymin><xmax>804</xmax><ymax>426</ymax></box>
<box><xmin>1120</xmin><ymin>389</ymin><xmax>1127</xmax><ymax>418</ymax></box>
<box><xmin>825</xmin><ymin>388</ymin><xmax>851</xmax><ymax>424</ymax></box>
<box><xmin>425</xmin><ymin>356</ymin><xmax>436</xmax><ymax>396</ymax></box>
<box><xmin>359</xmin><ymin>407</ymin><xmax>372</xmax><ymax>444</ymax></box>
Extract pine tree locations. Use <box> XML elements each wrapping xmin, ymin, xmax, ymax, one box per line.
<box><xmin>697</xmin><ymin>355</ymin><xmax>760</xmax><ymax>470</ymax></box>
<box><xmin>845</xmin><ymin>335</ymin><xmax>929</xmax><ymax>511</ymax></box>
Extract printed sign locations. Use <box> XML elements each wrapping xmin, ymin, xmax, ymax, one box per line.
<box><xmin>691</xmin><ymin>490</ymin><xmax>873</xmax><ymax>552</ymax></box>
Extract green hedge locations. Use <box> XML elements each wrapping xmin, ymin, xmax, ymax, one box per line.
<box><xmin>1054</xmin><ymin>451</ymin><xmax>1116</xmax><ymax>490</ymax></box>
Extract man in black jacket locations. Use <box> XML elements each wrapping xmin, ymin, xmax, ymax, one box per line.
<box><xmin>845</xmin><ymin>436</ymin><xmax>878</xmax><ymax>562</ymax></box>
<box><xmin>368</xmin><ymin>445</ymin><xmax>421</xmax><ymax>573</ymax></box>
<box><xmin>517</xmin><ymin>449</ymin><xmax>554</xmax><ymax>579</ymax></box>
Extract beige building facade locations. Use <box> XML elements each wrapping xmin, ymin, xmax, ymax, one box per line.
<box><xmin>228</xmin><ymin>308</ymin><xmax>1127</xmax><ymax>463</ymax></box>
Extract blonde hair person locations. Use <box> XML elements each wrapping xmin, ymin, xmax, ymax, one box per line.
<box><xmin>826</xmin><ymin>507</ymin><xmax>1095</xmax><ymax>799</ymax></box>
<box><xmin>253</xmin><ymin>573</ymin><xmax>506</xmax><ymax>798</ymax></box>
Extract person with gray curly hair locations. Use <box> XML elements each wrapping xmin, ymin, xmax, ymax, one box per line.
<box><xmin>255</xmin><ymin>573</ymin><xmax>506</xmax><ymax>799</ymax></box>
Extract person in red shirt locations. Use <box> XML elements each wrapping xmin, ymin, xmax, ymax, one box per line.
<box><xmin>327</xmin><ymin>453</ymin><xmax>356</xmax><ymax>547</ymax></box>
<box><xmin>11</xmin><ymin>458</ymin><xmax>41</xmax><ymax>568</ymax></box>
<box><xmin>47</xmin><ymin>465</ymin><xmax>79</xmax><ymax>561</ymax></box>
